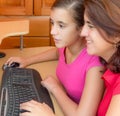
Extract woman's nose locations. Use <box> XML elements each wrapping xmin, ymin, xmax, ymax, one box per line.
<box><xmin>80</xmin><ymin>25</ymin><xmax>89</xmax><ymax>37</ymax></box>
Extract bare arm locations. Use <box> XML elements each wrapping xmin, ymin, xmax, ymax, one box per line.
<box><xmin>106</xmin><ymin>95</ymin><xmax>120</xmax><ymax>116</ymax></box>
<box><xmin>6</xmin><ymin>47</ymin><xmax>59</xmax><ymax>67</ymax></box>
<box><xmin>19</xmin><ymin>66</ymin><xmax>104</xmax><ymax>116</ymax></box>
<box><xmin>42</xmin><ymin>66</ymin><xmax>105</xmax><ymax>116</ymax></box>
<box><xmin>76</xmin><ymin>66</ymin><xmax>104</xmax><ymax>116</ymax></box>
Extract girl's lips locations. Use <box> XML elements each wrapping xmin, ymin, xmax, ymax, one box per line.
<box><xmin>54</xmin><ymin>38</ymin><xmax>60</xmax><ymax>43</ymax></box>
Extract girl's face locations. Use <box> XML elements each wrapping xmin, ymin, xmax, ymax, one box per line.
<box><xmin>50</xmin><ymin>8</ymin><xmax>81</xmax><ymax>48</ymax></box>
<box><xmin>81</xmin><ymin>13</ymin><xmax>116</xmax><ymax>61</ymax></box>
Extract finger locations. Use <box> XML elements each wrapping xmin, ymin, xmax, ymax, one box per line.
<box><xmin>20</xmin><ymin>101</ymin><xmax>31</xmax><ymax>107</ymax></box>
<box><xmin>29</xmin><ymin>100</ymin><xmax>40</xmax><ymax>105</ymax></box>
<box><xmin>20</xmin><ymin>100</ymin><xmax>39</xmax><ymax>109</ymax></box>
<box><xmin>20</xmin><ymin>104</ymin><xmax>32</xmax><ymax>113</ymax></box>
<box><xmin>5</xmin><ymin>57</ymin><xmax>13</xmax><ymax>64</ymax></box>
<box><xmin>6</xmin><ymin>57</ymin><xmax>17</xmax><ymax>65</ymax></box>
<box><xmin>41</xmin><ymin>81</ymin><xmax>46</xmax><ymax>87</ymax></box>
<box><xmin>19</xmin><ymin>112</ymin><xmax>31</xmax><ymax>116</ymax></box>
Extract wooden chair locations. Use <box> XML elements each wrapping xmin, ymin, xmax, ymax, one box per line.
<box><xmin>0</xmin><ymin>19</ymin><xmax>29</xmax><ymax>58</ymax></box>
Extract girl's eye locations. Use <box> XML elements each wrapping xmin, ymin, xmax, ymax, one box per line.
<box><xmin>50</xmin><ymin>21</ymin><xmax>54</xmax><ymax>25</ymax></box>
<box><xmin>59</xmin><ymin>24</ymin><xmax>65</xmax><ymax>28</ymax></box>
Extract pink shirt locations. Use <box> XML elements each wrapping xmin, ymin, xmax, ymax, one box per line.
<box><xmin>97</xmin><ymin>69</ymin><xmax>120</xmax><ymax>116</ymax></box>
<box><xmin>56</xmin><ymin>47</ymin><xmax>102</xmax><ymax>103</ymax></box>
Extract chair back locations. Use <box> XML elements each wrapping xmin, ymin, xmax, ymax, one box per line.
<box><xmin>0</xmin><ymin>19</ymin><xmax>29</xmax><ymax>45</ymax></box>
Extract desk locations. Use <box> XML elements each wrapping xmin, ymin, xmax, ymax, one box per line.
<box><xmin>0</xmin><ymin>47</ymin><xmax>64</xmax><ymax>116</ymax></box>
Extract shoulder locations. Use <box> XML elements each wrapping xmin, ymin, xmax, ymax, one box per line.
<box><xmin>113</xmin><ymin>74</ymin><xmax>120</xmax><ymax>94</ymax></box>
<box><xmin>104</xmin><ymin>69</ymin><xmax>120</xmax><ymax>95</ymax></box>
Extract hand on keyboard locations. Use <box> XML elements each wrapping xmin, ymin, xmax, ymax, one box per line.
<box><xmin>2</xmin><ymin>62</ymin><xmax>20</xmax><ymax>71</ymax></box>
<box><xmin>20</xmin><ymin>100</ymin><xmax>55</xmax><ymax>116</ymax></box>
<box><xmin>0</xmin><ymin>68</ymin><xmax>54</xmax><ymax>116</ymax></box>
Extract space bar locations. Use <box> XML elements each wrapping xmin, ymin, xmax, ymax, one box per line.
<box><xmin>0</xmin><ymin>88</ymin><xmax>8</xmax><ymax>116</ymax></box>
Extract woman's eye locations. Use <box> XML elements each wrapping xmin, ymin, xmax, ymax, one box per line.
<box><xmin>88</xmin><ymin>24</ymin><xmax>94</xmax><ymax>29</ymax></box>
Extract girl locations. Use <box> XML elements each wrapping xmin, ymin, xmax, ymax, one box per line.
<box><xmin>8</xmin><ymin>0</ymin><xmax>104</xmax><ymax>116</ymax></box>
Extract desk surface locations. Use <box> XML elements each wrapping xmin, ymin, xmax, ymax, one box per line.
<box><xmin>0</xmin><ymin>47</ymin><xmax>64</xmax><ymax>116</ymax></box>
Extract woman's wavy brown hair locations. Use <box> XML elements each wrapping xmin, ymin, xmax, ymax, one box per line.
<box><xmin>84</xmin><ymin>0</ymin><xmax>120</xmax><ymax>73</ymax></box>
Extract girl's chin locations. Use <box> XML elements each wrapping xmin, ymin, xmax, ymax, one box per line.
<box><xmin>55</xmin><ymin>43</ymin><xmax>60</xmax><ymax>48</ymax></box>
<box><xmin>55</xmin><ymin>44</ymin><xmax>64</xmax><ymax>48</ymax></box>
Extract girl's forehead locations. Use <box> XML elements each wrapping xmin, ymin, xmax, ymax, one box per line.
<box><xmin>50</xmin><ymin>8</ymin><xmax>74</xmax><ymax>21</ymax></box>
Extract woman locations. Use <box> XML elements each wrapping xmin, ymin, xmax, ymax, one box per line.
<box><xmin>11</xmin><ymin>0</ymin><xmax>104</xmax><ymax>116</ymax></box>
<box><xmin>81</xmin><ymin>0</ymin><xmax>120</xmax><ymax>115</ymax></box>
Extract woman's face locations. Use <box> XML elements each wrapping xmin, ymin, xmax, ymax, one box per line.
<box><xmin>81</xmin><ymin>13</ymin><xmax>116</xmax><ymax>61</ymax></box>
<box><xmin>50</xmin><ymin>8</ymin><xmax>81</xmax><ymax>48</ymax></box>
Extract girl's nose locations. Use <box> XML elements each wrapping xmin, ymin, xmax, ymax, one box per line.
<box><xmin>50</xmin><ymin>25</ymin><xmax>58</xmax><ymax>35</ymax></box>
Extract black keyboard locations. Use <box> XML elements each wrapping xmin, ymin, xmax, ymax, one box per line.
<box><xmin>0</xmin><ymin>67</ymin><xmax>54</xmax><ymax>116</ymax></box>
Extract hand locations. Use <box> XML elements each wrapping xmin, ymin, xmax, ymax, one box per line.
<box><xmin>41</xmin><ymin>76</ymin><xmax>64</xmax><ymax>94</ymax></box>
<box><xmin>20</xmin><ymin>100</ymin><xmax>55</xmax><ymax>116</ymax></box>
<box><xmin>5</xmin><ymin>57</ymin><xmax>28</xmax><ymax>68</ymax></box>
